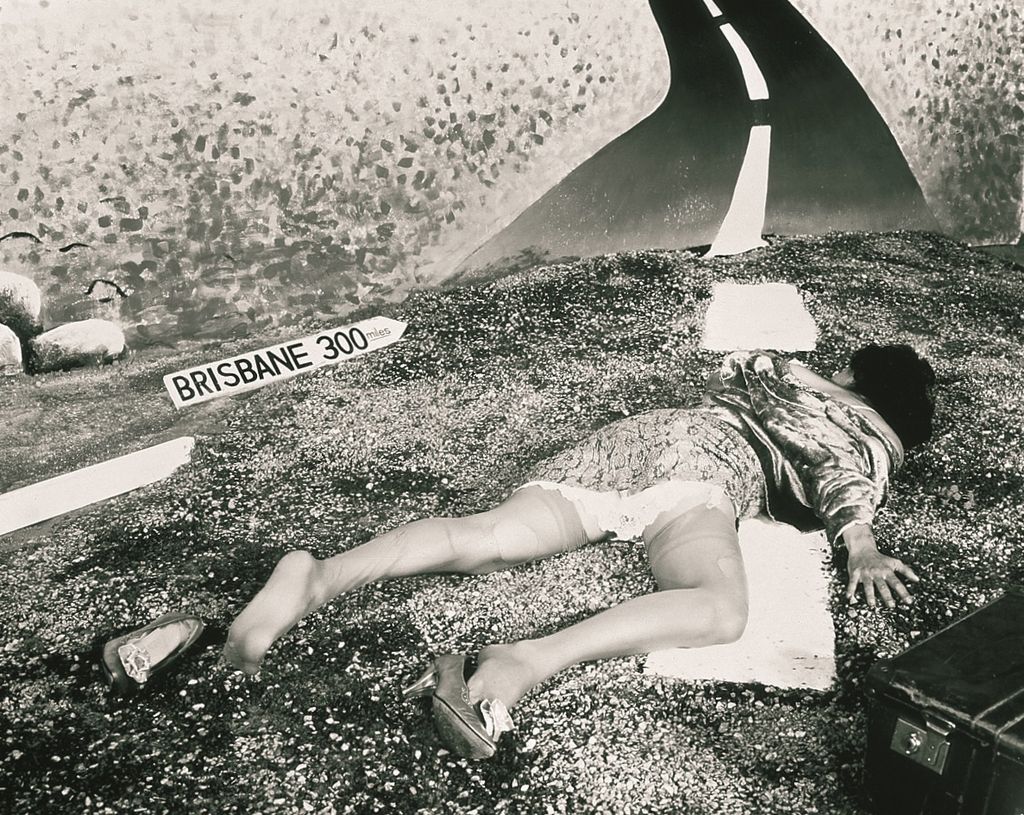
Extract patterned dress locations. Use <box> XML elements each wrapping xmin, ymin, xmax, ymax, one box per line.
<box><xmin>518</xmin><ymin>351</ymin><xmax>900</xmax><ymax>544</ymax></box>
<box><xmin>524</xmin><ymin>408</ymin><xmax>765</xmax><ymax>531</ymax></box>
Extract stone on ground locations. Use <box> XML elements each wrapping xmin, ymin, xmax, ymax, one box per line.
<box><xmin>28</xmin><ymin>318</ymin><xmax>126</xmax><ymax>373</ymax></box>
<box><xmin>0</xmin><ymin>271</ymin><xmax>43</xmax><ymax>338</ymax></box>
<box><xmin>0</xmin><ymin>323</ymin><xmax>23</xmax><ymax>375</ymax></box>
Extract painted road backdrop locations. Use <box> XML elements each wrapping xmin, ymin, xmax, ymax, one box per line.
<box><xmin>457</xmin><ymin>0</ymin><xmax>938</xmax><ymax>276</ymax></box>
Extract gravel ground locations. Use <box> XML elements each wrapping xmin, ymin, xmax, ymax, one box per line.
<box><xmin>1</xmin><ymin>231</ymin><xmax>1023</xmax><ymax>814</ymax></box>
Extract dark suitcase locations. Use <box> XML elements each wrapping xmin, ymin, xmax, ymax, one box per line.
<box><xmin>865</xmin><ymin>588</ymin><xmax>1024</xmax><ymax>814</ymax></box>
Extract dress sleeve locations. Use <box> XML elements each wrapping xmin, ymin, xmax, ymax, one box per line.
<box><xmin>790</xmin><ymin>402</ymin><xmax>890</xmax><ymax>545</ymax></box>
<box><xmin>720</xmin><ymin>351</ymin><xmax>889</xmax><ymax>546</ymax></box>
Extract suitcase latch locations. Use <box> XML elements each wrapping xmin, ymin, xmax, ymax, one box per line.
<box><xmin>890</xmin><ymin>717</ymin><xmax>951</xmax><ymax>774</ymax></box>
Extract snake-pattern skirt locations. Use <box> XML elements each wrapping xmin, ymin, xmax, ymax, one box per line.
<box><xmin>525</xmin><ymin>408</ymin><xmax>765</xmax><ymax>521</ymax></box>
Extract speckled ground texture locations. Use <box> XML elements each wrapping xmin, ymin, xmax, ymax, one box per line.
<box><xmin>2</xmin><ymin>231</ymin><xmax>1023</xmax><ymax>814</ymax></box>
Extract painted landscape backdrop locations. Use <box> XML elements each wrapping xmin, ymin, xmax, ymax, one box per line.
<box><xmin>1</xmin><ymin>0</ymin><xmax>1021</xmax><ymax>344</ymax></box>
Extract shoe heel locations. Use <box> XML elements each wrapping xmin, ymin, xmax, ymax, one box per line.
<box><xmin>402</xmin><ymin>666</ymin><xmax>438</xmax><ymax>699</ymax></box>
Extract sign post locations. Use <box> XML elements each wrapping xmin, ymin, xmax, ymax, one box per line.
<box><xmin>162</xmin><ymin>316</ymin><xmax>407</xmax><ymax>409</ymax></box>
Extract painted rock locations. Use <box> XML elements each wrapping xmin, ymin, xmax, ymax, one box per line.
<box><xmin>29</xmin><ymin>319</ymin><xmax>126</xmax><ymax>373</ymax></box>
<box><xmin>0</xmin><ymin>271</ymin><xmax>43</xmax><ymax>337</ymax></box>
<box><xmin>0</xmin><ymin>323</ymin><xmax>23</xmax><ymax>375</ymax></box>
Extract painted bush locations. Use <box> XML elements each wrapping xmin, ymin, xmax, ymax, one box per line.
<box><xmin>0</xmin><ymin>0</ymin><xmax>1019</xmax><ymax>342</ymax></box>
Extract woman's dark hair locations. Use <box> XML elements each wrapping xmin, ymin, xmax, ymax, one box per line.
<box><xmin>849</xmin><ymin>344</ymin><xmax>936</xmax><ymax>450</ymax></box>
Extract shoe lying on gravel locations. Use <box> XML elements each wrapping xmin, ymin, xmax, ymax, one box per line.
<box><xmin>403</xmin><ymin>653</ymin><xmax>515</xmax><ymax>760</ymax></box>
<box><xmin>101</xmin><ymin>612</ymin><xmax>206</xmax><ymax>696</ymax></box>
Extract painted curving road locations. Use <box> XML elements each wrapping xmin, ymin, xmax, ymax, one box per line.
<box><xmin>455</xmin><ymin>0</ymin><xmax>937</xmax><ymax>277</ymax></box>
<box><xmin>721</xmin><ymin>0</ymin><xmax>936</xmax><ymax>239</ymax></box>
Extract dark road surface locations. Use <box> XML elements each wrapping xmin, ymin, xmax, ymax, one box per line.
<box><xmin>723</xmin><ymin>0</ymin><xmax>936</xmax><ymax>237</ymax></box>
<box><xmin>456</xmin><ymin>0</ymin><xmax>936</xmax><ymax>276</ymax></box>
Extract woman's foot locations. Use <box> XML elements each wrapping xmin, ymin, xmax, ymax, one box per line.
<box><xmin>466</xmin><ymin>641</ymin><xmax>544</xmax><ymax>710</ymax></box>
<box><xmin>224</xmin><ymin>550</ymin><xmax>326</xmax><ymax>674</ymax></box>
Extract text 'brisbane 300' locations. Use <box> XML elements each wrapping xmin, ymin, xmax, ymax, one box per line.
<box><xmin>163</xmin><ymin>317</ymin><xmax>407</xmax><ymax>408</ymax></box>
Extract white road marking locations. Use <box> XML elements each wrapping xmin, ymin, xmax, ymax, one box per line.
<box><xmin>719</xmin><ymin>23</ymin><xmax>770</xmax><ymax>101</ymax></box>
<box><xmin>0</xmin><ymin>437</ymin><xmax>195</xmax><ymax>536</ymax></box>
<box><xmin>646</xmin><ymin>519</ymin><xmax>835</xmax><ymax>691</ymax></box>
<box><xmin>705</xmin><ymin>19</ymin><xmax>772</xmax><ymax>256</ymax></box>
<box><xmin>701</xmin><ymin>281</ymin><xmax>818</xmax><ymax>351</ymax></box>
<box><xmin>702</xmin><ymin>0</ymin><xmax>724</xmax><ymax>17</ymax></box>
<box><xmin>1018</xmin><ymin>156</ymin><xmax>1024</xmax><ymax>235</ymax></box>
<box><xmin>707</xmin><ymin>124</ymin><xmax>772</xmax><ymax>257</ymax></box>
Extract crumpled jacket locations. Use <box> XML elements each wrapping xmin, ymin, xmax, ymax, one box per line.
<box><xmin>703</xmin><ymin>350</ymin><xmax>903</xmax><ymax>545</ymax></box>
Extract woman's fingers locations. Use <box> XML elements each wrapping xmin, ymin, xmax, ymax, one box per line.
<box><xmin>861</xmin><ymin>577</ymin><xmax>877</xmax><ymax>608</ymax></box>
<box><xmin>874</xmin><ymin>579</ymin><xmax>896</xmax><ymax>609</ymax></box>
<box><xmin>847</xmin><ymin>570</ymin><xmax>878</xmax><ymax>605</ymax></box>
<box><xmin>887</xmin><ymin>558</ymin><xmax>918</xmax><ymax>603</ymax></box>
<box><xmin>887</xmin><ymin>575</ymin><xmax>913</xmax><ymax>605</ymax></box>
<box><xmin>848</xmin><ymin>562</ymin><xmax>917</xmax><ymax>607</ymax></box>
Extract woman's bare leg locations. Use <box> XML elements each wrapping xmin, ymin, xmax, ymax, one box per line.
<box><xmin>224</xmin><ymin>486</ymin><xmax>607</xmax><ymax>673</ymax></box>
<box><xmin>467</xmin><ymin>496</ymin><xmax>748</xmax><ymax>709</ymax></box>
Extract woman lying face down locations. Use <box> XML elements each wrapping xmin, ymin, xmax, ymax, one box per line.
<box><xmin>110</xmin><ymin>344</ymin><xmax>938</xmax><ymax>759</ymax></box>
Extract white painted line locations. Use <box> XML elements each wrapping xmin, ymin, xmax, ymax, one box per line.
<box><xmin>646</xmin><ymin>519</ymin><xmax>835</xmax><ymax>691</ymax></box>
<box><xmin>707</xmin><ymin>124</ymin><xmax>772</xmax><ymax>257</ymax></box>
<box><xmin>0</xmin><ymin>437</ymin><xmax>195</xmax><ymax>536</ymax></box>
<box><xmin>164</xmin><ymin>316</ymin><xmax>407</xmax><ymax>408</ymax></box>
<box><xmin>719</xmin><ymin>23</ymin><xmax>770</xmax><ymax>101</ymax></box>
<box><xmin>1018</xmin><ymin>157</ymin><xmax>1024</xmax><ymax>234</ymax></box>
<box><xmin>701</xmin><ymin>281</ymin><xmax>818</xmax><ymax>352</ymax></box>
<box><xmin>702</xmin><ymin>0</ymin><xmax>724</xmax><ymax>17</ymax></box>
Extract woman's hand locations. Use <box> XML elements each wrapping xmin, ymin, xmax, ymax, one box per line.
<box><xmin>705</xmin><ymin>369</ymin><xmax>725</xmax><ymax>393</ymax></box>
<box><xmin>843</xmin><ymin>524</ymin><xmax>920</xmax><ymax>608</ymax></box>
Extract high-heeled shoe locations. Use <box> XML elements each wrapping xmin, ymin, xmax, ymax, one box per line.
<box><xmin>402</xmin><ymin>653</ymin><xmax>515</xmax><ymax>760</ymax></box>
<box><xmin>101</xmin><ymin>611</ymin><xmax>206</xmax><ymax>696</ymax></box>
<box><xmin>401</xmin><ymin>663</ymin><xmax>439</xmax><ymax>700</ymax></box>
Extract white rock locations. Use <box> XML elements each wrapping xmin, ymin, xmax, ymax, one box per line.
<box><xmin>0</xmin><ymin>271</ymin><xmax>43</xmax><ymax>330</ymax></box>
<box><xmin>0</xmin><ymin>323</ymin><xmax>23</xmax><ymax>375</ymax></box>
<box><xmin>29</xmin><ymin>319</ymin><xmax>126</xmax><ymax>372</ymax></box>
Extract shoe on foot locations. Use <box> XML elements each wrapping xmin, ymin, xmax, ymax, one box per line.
<box><xmin>405</xmin><ymin>653</ymin><xmax>515</xmax><ymax>760</ymax></box>
<box><xmin>101</xmin><ymin>612</ymin><xmax>205</xmax><ymax>696</ymax></box>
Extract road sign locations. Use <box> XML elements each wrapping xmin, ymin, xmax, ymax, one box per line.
<box><xmin>163</xmin><ymin>316</ymin><xmax>407</xmax><ymax>408</ymax></box>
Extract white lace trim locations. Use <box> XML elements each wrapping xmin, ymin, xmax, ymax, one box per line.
<box><xmin>479</xmin><ymin>698</ymin><xmax>515</xmax><ymax>738</ymax></box>
<box><xmin>518</xmin><ymin>479</ymin><xmax>734</xmax><ymax>540</ymax></box>
<box><xmin>118</xmin><ymin>642</ymin><xmax>152</xmax><ymax>683</ymax></box>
